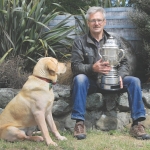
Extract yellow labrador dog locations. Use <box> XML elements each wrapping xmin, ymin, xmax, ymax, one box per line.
<box><xmin>0</xmin><ymin>57</ymin><xmax>67</xmax><ymax>146</ymax></box>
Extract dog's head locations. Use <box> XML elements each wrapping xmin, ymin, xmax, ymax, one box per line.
<box><xmin>33</xmin><ymin>57</ymin><xmax>66</xmax><ymax>83</ymax></box>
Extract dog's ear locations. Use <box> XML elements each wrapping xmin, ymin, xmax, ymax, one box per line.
<box><xmin>48</xmin><ymin>70</ymin><xmax>56</xmax><ymax>76</ymax></box>
<box><xmin>47</xmin><ymin>58</ymin><xmax>58</xmax><ymax>74</ymax></box>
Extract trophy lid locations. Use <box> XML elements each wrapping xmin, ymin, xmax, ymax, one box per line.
<box><xmin>102</xmin><ymin>36</ymin><xmax>118</xmax><ymax>48</ymax></box>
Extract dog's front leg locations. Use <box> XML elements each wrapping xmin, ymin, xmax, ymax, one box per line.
<box><xmin>46</xmin><ymin>113</ymin><xmax>67</xmax><ymax>141</ymax></box>
<box><xmin>34</xmin><ymin>111</ymin><xmax>58</xmax><ymax>146</ymax></box>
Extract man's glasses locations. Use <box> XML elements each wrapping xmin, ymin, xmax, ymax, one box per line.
<box><xmin>88</xmin><ymin>19</ymin><xmax>104</xmax><ymax>24</ymax></box>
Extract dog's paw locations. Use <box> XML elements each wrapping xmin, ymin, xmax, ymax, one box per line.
<box><xmin>36</xmin><ymin>136</ymin><xmax>44</xmax><ymax>142</ymax></box>
<box><xmin>57</xmin><ymin>136</ymin><xmax>67</xmax><ymax>141</ymax></box>
<box><xmin>30</xmin><ymin>136</ymin><xmax>44</xmax><ymax>142</ymax></box>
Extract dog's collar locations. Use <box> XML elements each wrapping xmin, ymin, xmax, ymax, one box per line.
<box><xmin>34</xmin><ymin>75</ymin><xmax>56</xmax><ymax>89</ymax></box>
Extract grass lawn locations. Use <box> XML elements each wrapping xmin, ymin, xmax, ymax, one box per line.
<box><xmin>1</xmin><ymin>129</ymin><xmax>150</xmax><ymax>150</ymax></box>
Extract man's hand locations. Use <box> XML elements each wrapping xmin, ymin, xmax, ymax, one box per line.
<box><xmin>92</xmin><ymin>59</ymin><xmax>111</xmax><ymax>74</ymax></box>
<box><xmin>120</xmin><ymin>76</ymin><xmax>123</xmax><ymax>89</ymax></box>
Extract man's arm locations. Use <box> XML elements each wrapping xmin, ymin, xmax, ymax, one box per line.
<box><xmin>118</xmin><ymin>56</ymin><xmax>130</xmax><ymax>79</ymax></box>
<box><xmin>71</xmin><ymin>38</ymin><xmax>94</xmax><ymax>76</ymax></box>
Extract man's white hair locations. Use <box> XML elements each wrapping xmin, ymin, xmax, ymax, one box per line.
<box><xmin>85</xmin><ymin>6</ymin><xmax>106</xmax><ymax>20</ymax></box>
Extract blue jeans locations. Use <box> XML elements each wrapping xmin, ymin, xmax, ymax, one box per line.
<box><xmin>71</xmin><ymin>74</ymin><xmax>146</xmax><ymax>121</ymax></box>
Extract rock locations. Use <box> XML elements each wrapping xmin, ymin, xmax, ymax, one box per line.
<box><xmin>0</xmin><ymin>108</ymin><xmax>3</xmax><ymax>114</ymax></box>
<box><xmin>143</xmin><ymin>92</ymin><xmax>150</xmax><ymax>109</ymax></box>
<box><xmin>52</xmin><ymin>99</ymin><xmax>71</xmax><ymax>116</ymax></box>
<box><xmin>96</xmin><ymin>114</ymin><xmax>118</xmax><ymax>130</ymax></box>
<box><xmin>118</xmin><ymin>93</ymin><xmax>130</xmax><ymax>111</ymax></box>
<box><xmin>86</xmin><ymin>93</ymin><xmax>103</xmax><ymax>111</ymax></box>
<box><xmin>96</xmin><ymin>111</ymin><xmax>130</xmax><ymax>130</ymax></box>
<box><xmin>103</xmin><ymin>93</ymin><xmax>118</xmax><ymax>111</ymax></box>
<box><xmin>0</xmin><ymin>88</ymin><xmax>20</xmax><ymax>108</ymax></box>
<box><xmin>142</xmin><ymin>115</ymin><xmax>150</xmax><ymax>129</ymax></box>
<box><xmin>85</xmin><ymin>110</ymin><xmax>103</xmax><ymax>129</ymax></box>
<box><xmin>65</xmin><ymin>114</ymin><xmax>76</xmax><ymax>132</ymax></box>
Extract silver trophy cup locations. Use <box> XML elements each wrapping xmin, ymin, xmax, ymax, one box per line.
<box><xmin>99</xmin><ymin>36</ymin><xmax>125</xmax><ymax>91</ymax></box>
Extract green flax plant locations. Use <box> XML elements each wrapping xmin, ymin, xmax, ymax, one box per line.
<box><xmin>0</xmin><ymin>0</ymin><xmax>74</xmax><ymax>68</ymax></box>
<box><xmin>99</xmin><ymin>0</ymin><xmax>112</xmax><ymax>7</ymax></box>
<box><xmin>74</xmin><ymin>8</ymin><xmax>89</xmax><ymax>36</ymax></box>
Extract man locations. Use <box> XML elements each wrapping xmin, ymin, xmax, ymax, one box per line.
<box><xmin>71</xmin><ymin>6</ymin><xmax>150</xmax><ymax>140</ymax></box>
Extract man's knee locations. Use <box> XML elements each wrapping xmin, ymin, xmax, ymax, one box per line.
<box><xmin>73</xmin><ymin>74</ymin><xmax>89</xmax><ymax>84</ymax></box>
<box><xmin>125</xmin><ymin>76</ymin><xmax>141</xmax><ymax>86</ymax></box>
<box><xmin>131</xmin><ymin>77</ymin><xmax>141</xmax><ymax>86</ymax></box>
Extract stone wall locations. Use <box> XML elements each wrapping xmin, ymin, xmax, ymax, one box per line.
<box><xmin>1</xmin><ymin>84</ymin><xmax>150</xmax><ymax>133</ymax></box>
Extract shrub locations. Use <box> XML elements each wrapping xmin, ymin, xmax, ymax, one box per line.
<box><xmin>0</xmin><ymin>56</ymin><xmax>30</xmax><ymax>89</ymax></box>
<box><xmin>129</xmin><ymin>0</ymin><xmax>150</xmax><ymax>81</ymax></box>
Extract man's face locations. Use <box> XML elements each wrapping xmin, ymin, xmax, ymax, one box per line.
<box><xmin>87</xmin><ymin>11</ymin><xmax>106</xmax><ymax>34</ymax></box>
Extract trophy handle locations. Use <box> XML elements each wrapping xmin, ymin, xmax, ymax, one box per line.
<box><xmin>118</xmin><ymin>49</ymin><xmax>125</xmax><ymax>62</ymax></box>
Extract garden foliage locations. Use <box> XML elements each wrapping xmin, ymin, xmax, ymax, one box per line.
<box><xmin>0</xmin><ymin>0</ymin><xmax>74</xmax><ymax>69</ymax></box>
<box><xmin>46</xmin><ymin>0</ymin><xmax>129</xmax><ymax>15</ymax></box>
<box><xmin>129</xmin><ymin>0</ymin><xmax>150</xmax><ymax>80</ymax></box>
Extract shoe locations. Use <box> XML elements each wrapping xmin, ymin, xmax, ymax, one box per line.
<box><xmin>74</xmin><ymin>121</ymin><xmax>86</xmax><ymax>140</ymax></box>
<box><xmin>130</xmin><ymin>122</ymin><xmax>150</xmax><ymax>140</ymax></box>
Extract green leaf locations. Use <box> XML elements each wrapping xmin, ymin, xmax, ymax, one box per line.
<box><xmin>25</xmin><ymin>47</ymin><xmax>36</xmax><ymax>55</ymax></box>
<box><xmin>52</xmin><ymin>3</ymin><xmax>67</xmax><ymax>12</ymax></box>
<box><xmin>0</xmin><ymin>48</ymin><xmax>13</xmax><ymax>64</ymax></box>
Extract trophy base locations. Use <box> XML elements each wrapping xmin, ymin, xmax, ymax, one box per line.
<box><xmin>100</xmin><ymin>83</ymin><xmax>121</xmax><ymax>91</ymax></box>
